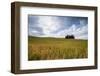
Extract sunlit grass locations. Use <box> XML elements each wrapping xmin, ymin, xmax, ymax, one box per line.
<box><xmin>28</xmin><ymin>36</ymin><xmax>88</xmax><ymax>60</ymax></box>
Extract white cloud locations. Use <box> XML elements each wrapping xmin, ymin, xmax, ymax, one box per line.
<box><xmin>37</xmin><ymin>16</ymin><xmax>61</xmax><ymax>35</ymax></box>
<box><xmin>56</xmin><ymin>24</ymin><xmax>88</xmax><ymax>39</ymax></box>
<box><xmin>31</xmin><ymin>30</ymin><xmax>39</xmax><ymax>33</ymax></box>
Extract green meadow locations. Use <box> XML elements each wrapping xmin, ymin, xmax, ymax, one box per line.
<box><xmin>28</xmin><ymin>36</ymin><xmax>88</xmax><ymax>60</ymax></box>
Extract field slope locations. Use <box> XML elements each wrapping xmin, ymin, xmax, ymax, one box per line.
<box><xmin>28</xmin><ymin>36</ymin><xmax>88</xmax><ymax>60</ymax></box>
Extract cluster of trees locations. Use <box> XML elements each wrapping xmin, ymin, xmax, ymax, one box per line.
<box><xmin>65</xmin><ymin>35</ymin><xmax>75</xmax><ymax>39</ymax></box>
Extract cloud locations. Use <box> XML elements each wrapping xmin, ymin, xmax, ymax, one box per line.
<box><xmin>37</xmin><ymin>16</ymin><xmax>61</xmax><ymax>35</ymax></box>
<box><xmin>28</xmin><ymin>15</ymin><xmax>88</xmax><ymax>39</ymax></box>
<box><xmin>55</xmin><ymin>24</ymin><xmax>88</xmax><ymax>39</ymax></box>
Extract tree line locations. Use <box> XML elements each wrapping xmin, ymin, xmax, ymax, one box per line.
<box><xmin>65</xmin><ymin>35</ymin><xmax>75</xmax><ymax>39</ymax></box>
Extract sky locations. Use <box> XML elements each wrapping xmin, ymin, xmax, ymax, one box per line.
<box><xmin>28</xmin><ymin>15</ymin><xmax>88</xmax><ymax>39</ymax></box>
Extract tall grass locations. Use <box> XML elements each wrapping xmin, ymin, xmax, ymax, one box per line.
<box><xmin>28</xmin><ymin>36</ymin><xmax>88</xmax><ymax>60</ymax></box>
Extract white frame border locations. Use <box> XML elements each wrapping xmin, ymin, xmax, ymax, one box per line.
<box><xmin>20</xmin><ymin>6</ymin><xmax>95</xmax><ymax>70</ymax></box>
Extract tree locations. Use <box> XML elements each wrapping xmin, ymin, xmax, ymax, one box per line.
<box><xmin>65</xmin><ymin>35</ymin><xmax>75</xmax><ymax>39</ymax></box>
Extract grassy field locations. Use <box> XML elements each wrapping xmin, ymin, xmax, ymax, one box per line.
<box><xmin>28</xmin><ymin>36</ymin><xmax>88</xmax><ymax>60</ymax></box>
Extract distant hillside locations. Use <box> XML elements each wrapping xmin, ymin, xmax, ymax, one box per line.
<box><xmin>28</xmin><ymin>36</ymin><xmax>87</xmax><ymax>41</ymax></box>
